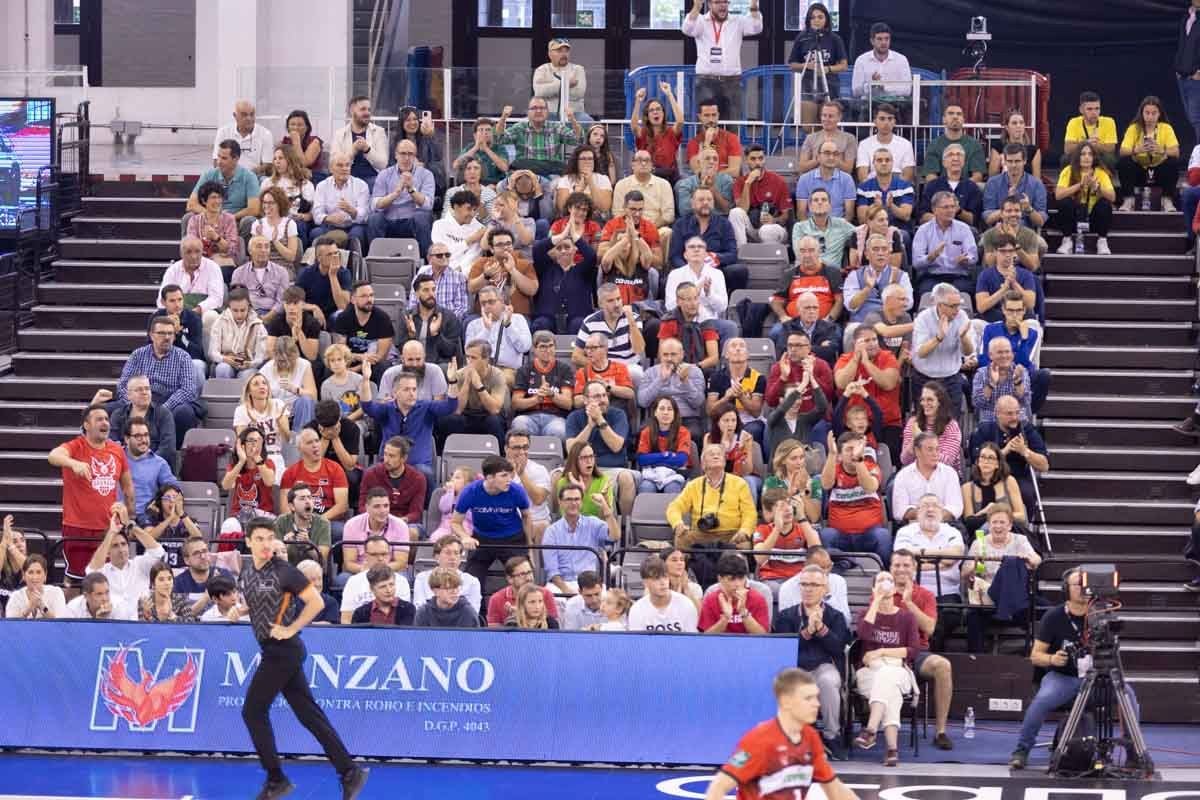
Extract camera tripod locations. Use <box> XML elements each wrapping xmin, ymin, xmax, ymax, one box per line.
<box><xmin>1049</xmin><ymin>662</ymin><xmax>1156</xmax><ymax>779</ymax></box>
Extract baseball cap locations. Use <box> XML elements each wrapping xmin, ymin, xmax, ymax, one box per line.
<box><xmin>549</xmin><ymin>37</ymin><xmax>571</xmax><ymax>49</ymax></box>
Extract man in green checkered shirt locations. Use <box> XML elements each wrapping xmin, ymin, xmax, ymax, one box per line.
<box><xmin>496</xmin><ymin>96</ymin><xmax>582</xmax><ymax>173</ymax></box>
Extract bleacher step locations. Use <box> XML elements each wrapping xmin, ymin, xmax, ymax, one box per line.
<box><xmin>1042</xmin><ymin>252</ymin><xmax>1193</xmax><ymax>274</ymax></box>
<box><xmin>1108</xmin><ymin>211</ymin><xmax>1187</xmax><ymax>233</ymax></box>
<box><xmin>58</xmin><ymin>237</ymin><xmax>180</xmax><ymax>261</ymax></box>
<box><xmin>1043</xmin><ymin>230</ymin><xmax>1187</xmax><ymax>256</ymax></box>
<box><xmin>0</xmin><ymin>452</ymin><xmax>59</xmax><ymax>479</ymax></box>
<box><xmin>0</xmin><ymin>376</ymin><xmax>116</xmax><ymax>402</ymax></box>
<box><xmin>38</xmin><ymin>282</ymin><xmax>162</xmax><ymax>307</ymax></box>
<box><xmin>1039</xmin><ymin>578</ymin><xmax>1198</xmax><ymax>608</ymax></box>
<box><xmin>80</xmin><ymin>196</ymin><xmax>188</xmax><ymax>218</ymax></box>
<box><xmin>0</xmin><ymin>427</ymin><xmax>79</xmax><ymax>452</ymax></box>
<box><xmin>1039</xmin><ymin>497</ymin><xmax>1193</xmax><ymax>527</ymax></box>
<box><xmin>1046</xmin><ymin>524</ymin><xmax>1187</xmax><ymax>556</ymax></box>
<box><xmin>1042</xmin><ymin>320</ymin><xmax>1194</xmax><ymax>348</ymax></box>
<box><xmin>18</xmin><ymin>328</ymin><xmax>149</xmax><ymax>354</ymax></box>
<box><xmin>1040</xmin><ymin>395</ymin><xmax>1194</xmax><ymax>419</ymax></box>
<box><xmin>32</xmin><ymin>305</ymin><xmax>156</xmax><ymax>331</ymax></box>
<box><xmin>0</xmin><ymin>504</ymin><xmax>62</xmax><ymax>531</ymax></box>
<box><xmin>1043</xmin><ymin>297</ymin><xmax>1194</xmax><ymax>321</ymax></box>
<box><xmin>72</xmin><ymin>216</ymin><xmax>183</xmax><ymax>239</ymax></box>
<box><xmin>1039</xmin><ymin>345</ymin><xmax>1197</xmax><ymax>370</ymax></box>
<box><xmin>1038</xmin><ymin>470</ymin><xmax>1193</xmax><ymax>501</ymax></box>
<box><xmin>1044</xmin><ymin>273</ymin><xmax>1193</xmax><ymax>301</ymax></box>
<box><xmin>1047</xmin><ymin>369</ymin><xmax>1193</xmax><ymax>397</ymax></box>
<box><xmin>0</xmin><ymin>477</ymin><xmax>62</xmax><ymax>504</ymax></box>
<box><xmin>1046</xmin><ymin>445</ymin><xmax>1200</xmax><ymax>472</ymax></box>
<box><xmin>11</xmin><ymin>352</ymin><xmax>130</xmax><ymax>379</ymax></box>
<box><xmin>0</xmin><ymin>401</ymin><xmax>88</xmax><ymax>427</ymax></box>
<box><xmin>1042</xmin><ymin>418</ymin><xmax>1193</xmax><ymax>448</ymax></box>
<box><xmin>51</xmin><ymin>260</ymin><xmax>171</xmax><ymax>285</ymax></box>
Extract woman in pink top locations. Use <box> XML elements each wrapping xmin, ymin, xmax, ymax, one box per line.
<box><xmin>899</xmin><ymin>380</ymin><xmax>962</xmax><ymax>471</ymax></box>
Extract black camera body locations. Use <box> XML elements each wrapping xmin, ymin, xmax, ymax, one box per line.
<box><xmin>696</xmin><ymin>513</ymin><xmax>720</xmax><ymax>532</ymax></box>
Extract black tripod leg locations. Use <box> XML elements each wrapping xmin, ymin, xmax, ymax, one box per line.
<box><xmin>1048</xmin><ymin>672</ymin><xmax>1095</xmax><ymax>774</ymax></box>
<box><xmin>1111</xmin><ymin>669</ymin><xmax>1153</xmax><ymax>774</ymax></box>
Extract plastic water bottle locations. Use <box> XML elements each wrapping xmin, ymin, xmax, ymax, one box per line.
<box><xmin>1074</xmin><ymin>221</ymin><xmax>1089</xmax><ymax>255</ymax></box>
<box><xmin>964</xmin><ymin>707</ymin><xmax>976</xmax><ymax>739</ymax></box>
<box><xmin>974</xmin><ymin>530</ymin><xmax>987</xmax><ymax>576</ymax></box>
<box><xmin>1141</xmin><ymin>185</ymin><xmax>1152</xmax><ymax>212</ymax></box>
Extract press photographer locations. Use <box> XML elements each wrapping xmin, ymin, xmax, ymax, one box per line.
<box><xmin>1008</xmin><ymin>566</ymin><xmax>1141</xmax><ymax>771</ymax></box>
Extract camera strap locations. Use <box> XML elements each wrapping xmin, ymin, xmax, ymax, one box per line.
<box><xmin>700</xmin><ymin>475</ymin><xmax>726</xmax><ymax>516</ymax></box>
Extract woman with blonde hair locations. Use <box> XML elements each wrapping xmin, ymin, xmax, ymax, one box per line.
<box><xmin>258</xmin><ymin>335</ymin><xmax>318</xmax><ymax>431</ymax></box>
<box><xmin>234</xmin><ymin>373</ymin><xmax>291</xmax><ymax>472</ymax></box>
<box><xmin>510</xmin><ymin>582</ymin><xmax>559</xmax><ymax>629</ymax></box>
<box><xmin>763</xmin><ymin>439</ymin><xmax>823</xmax><ymax>523</ymax></box>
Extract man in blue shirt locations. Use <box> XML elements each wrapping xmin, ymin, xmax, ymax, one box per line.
<box><xmin>911</xmin><ymin>191</ymin><xmax>978</xmax><ymax>297</ymax></box>
<box><xmin>542</xmin><ymin>484</ymin><xmax>619</xmax><ymax>594</ymax></box>
<box><xmin>983</xmin><ymin>143</ymin><xmax>1047</xmax><ymax>229</ymax></box>
<box><xmin>564</xmin><ymin>379</ymin><xmax>636</xmax><ymax>516</ymax></box>
<box><xmin>360</xmin><ymin>371</ymin><xmax>458</xmax><ymax>489</ymax></box>
<box><xmin>980</xmin><ymin>292</ymin><xmax>1050</xmax><ymax>415</ymax></box>
<box><xmin>367</xmin><ymin>139</ymin><xmax>435</xmax><ymax>258</ymax></box>
<box><xmin>295</xmin><ymin>237</ymin><xmax>353</xmax><ymax>329</ymax></box>
<box><xmin>794</xmin><ymin>140</ymin><xmax>856</xmax><ymax>220</ymax></box>
<box><xmin>117</xmin><ymin>316</ymin><xmax>205</xmax><ymax>448</ymax></box>
<box><xmin>122</xmin><ymin>416</ymin><xmax>177</xmax><ymax>518</ymax></box>
<box><xmin>449</xmin><ymin>455</ymin><xmax>533</xmax><ymax>589</ymax></box>
<box><xmin>184</xmin><ymin>139</ymin><xmax>262</xmax><ymax>238</ymax></box>
<box><xmin>668</xmin><ymin>187</ymin><xmax>746</xmax><ymax>293</ymax></box>
<box><xmin>973</xmin><ymin>233</ymin><xmax>1038</xmax><ymax>324</ymax></box>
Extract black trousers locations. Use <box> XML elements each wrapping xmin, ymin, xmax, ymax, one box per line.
<box><xmin>243</xmin><ymin>639</ymin><xmax>354</xmax><ymax>779</ymax></box>
<box><xmin>1116</xmin><ymin>155</ymin><xmax>1181</xmax><ymax>201</ymax></box>
<box><xmin>463</xmin><ymin>532</ymin><xmax>529</xmax><ymax>591</ymax></box>
<box><xmin>1056</xmin><ymin>196</ymin><xmax>1113</xmax><ymax>237</ymax></box>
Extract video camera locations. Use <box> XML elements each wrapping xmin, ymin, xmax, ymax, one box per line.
<box><xmin>964</xmin><ymin>16</ymin><xmax>991</xmax><ymax>68</ymax></box>
<box><xmin>1069</xmin><ymin>564</ymin><xmax>1123</xmax><ymax>672</ymax></box>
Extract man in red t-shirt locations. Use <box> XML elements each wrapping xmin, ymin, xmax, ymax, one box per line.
<box><xmin>485</xmin><ymin>554</ymin><xmax>559</xmax><ymax>626</ymax></box>
<box><xmin>686</xmin><ymin>99</ymin><xmax>744</xmax><ymax>177</ymax></box>
<box><xmin>890</xmin><ymin>548</ymin><xmax>956</xmax><ymax>750</ymax></box>
<box><xmin>833</xmin><ymin>324</ymin><xmax>903</xmax><ymax>455</ymax></box>
<box><xmin>818</xmin><ymin>431</ymin><xmax>891</xmax><ymax>565</ymax></box>
<box><xmin>280</xmin><ymin>428</ymin><xmax>350</xmax><ymax>535</ymax></box>
<box><xmin>705</xmin><ymin>668</ymin><xmax>858</xmax><ymax>800</ymax></box>
<box><xmin>730</xmin><ymin>144</ymin><xmax>792</xmax><ymax>247</ymax></box>
<box><xmin>764</xmin><ymin>330</ymin><xmax>834</xmax><ymax>416</ymax></box>
<box><xmin>599</xmin><ymin>192</ymin><xmax>662</xmax><ymax>279</ymax></box>
<box><xmin>48</xmin><ymin>405</ymin><xmax>134</xmax><ymax>582</ymax></box>
<box><xmin>699</xmin><ymin>552</ymin><xmax>769</xmax><ymax>634</ymax></box>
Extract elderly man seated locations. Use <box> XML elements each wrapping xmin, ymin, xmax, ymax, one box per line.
<box><xmin>666</xmin><ymin>443</ymin><xmax>758</xmax><ymax>586</ymax></box>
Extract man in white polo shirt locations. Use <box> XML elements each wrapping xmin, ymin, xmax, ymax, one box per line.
<box><xmin>339</xmin><ymin>534</ymin><xmax>411</xmax><ymax>623</ymax></box>
<box><xmin>212</xmin><ymin>100</ymin><xmax>274</xmax><ymax>171</ymax></box>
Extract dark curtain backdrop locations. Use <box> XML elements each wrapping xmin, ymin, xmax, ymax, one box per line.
<box><xmin>845</xmin><ymin>0</ymin><xmax>1189</xmax><ymax>163</ymax></box>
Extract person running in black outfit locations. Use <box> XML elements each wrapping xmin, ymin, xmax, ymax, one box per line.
<box><xmin>239</xmin><ymin>518</ymin><xmax>369</xmax><ymax>800</ymax></box>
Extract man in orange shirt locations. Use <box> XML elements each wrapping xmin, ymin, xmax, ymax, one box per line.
<box><xmin>833</xmin><ymin>325</ymin><xmax>903</xmax><ymax>458</ymax></box>
<box><xmin>466</xmin><ymin>228</ymin><xmax>539</xmax><ymax>316</ymax></box>
<box><xmin>769</xmin><ymin>237</ymin><xmax>843</xmax><ymax>364</ymax></box>
<box><xmin>818</xmin><ymin>430</ymin><xmax>891</xmax><ymax>565</ymax></box>
<box><xmin>48</xmin><ymin>405</ymin><xmax>135</xmax><ymax>584</ymax></box>
<box><xmin>573</xmin><ymin>332</ymin><xmax>636</xmax><ymax>419</ymax></box>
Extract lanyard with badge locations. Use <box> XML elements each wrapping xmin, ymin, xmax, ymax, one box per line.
<box><xmin>709</xmin><ymin>15</ymin><xmax>724</xmax><ymax>65</ymax></box>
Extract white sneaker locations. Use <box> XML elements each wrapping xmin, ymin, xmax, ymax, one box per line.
<box><xmin>1119</xmin><ymin>197</ymin><xmax>1135</xmax><ymax>212</ymax></box>
<box><xmin>1163</xmin><ymin>196</ymin><xmax>1177</xmax><ymax>213</ymax></box>
<box><xmin>1187</xmin><ymin>463</ymin><xmax>1200</xmax><ymax>486</ymax></box>
<box><xmin>1057</xmin><ymin>238</ymin><xmax>1073</xmax><ymax>255</ymax></box>
<box><xmin>1096</xmin><ymin>237</ymin><xmax>1112</xmax><ymax>255</ymax></box>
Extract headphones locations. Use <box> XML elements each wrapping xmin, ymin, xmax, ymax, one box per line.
<box><xmin>1061</xmin><ymin>567</ymin><xmax>1080</xmax><ymax>599</ymax></box>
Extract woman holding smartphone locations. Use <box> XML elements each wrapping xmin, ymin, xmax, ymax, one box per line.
<box><xmin>1117</xmin><ymin>95</ymin><xmax>1180</xmax><ymax>212</ymax></box>
<box><xmin>1055</xmin><ymin>142</ymin><xmax>1116</xmax><ymax>255</ymax></box>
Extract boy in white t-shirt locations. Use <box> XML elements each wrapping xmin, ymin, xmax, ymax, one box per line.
<box><xmin>627</xmin><ymin>555</ymin><xmax>699</xmax><ymax>633</ymax></box>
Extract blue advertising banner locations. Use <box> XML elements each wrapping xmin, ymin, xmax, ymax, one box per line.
<box><xmin>0</xmin><ymin>622</ymin><xmax>797</xmax><ymax>764</ymax></box>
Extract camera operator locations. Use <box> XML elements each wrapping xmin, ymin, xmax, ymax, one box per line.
<box><xmin>1008</xmin><ymin>568</ymin><xmax>1140</xmax><ymax>769</ymax></box>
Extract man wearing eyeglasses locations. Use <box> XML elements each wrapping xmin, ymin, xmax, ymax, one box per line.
<box><xmin>512</xmin><ymin>331</ymin><xmax>575</xmax><ymax>439</ymax></box>
<box><xmin>495</xmin><ymin>96</ymin><xmax>582</xmax><ymax>176</ymax></box>
<box><xmin>368</xmin><ymin>139</ymin><xmax>435</xmax><ymax>258</ymax></box>
<box><xmin>912</xmin><ymin>190</ymin><xmax>978</xmax><ymax>297</ymax></box>
<box><xmin>973</xmin><ymin>233</ymin><xmax>1037</xmax><ymax>325</ymax></box>
<box><xmin>795</xmin><ymin>138</ymin><xmax>857</xmax><ymax>221</ymax></box>
<box><xmin>121</xmin><ymin>417</ymin><xmax>176</xmax><ymax>520</ymax></box>
<box><xmin>400</xmin><ymin>272</ymin><xmax>464</xmax><ymax>365</ymax></box>
<box><xmin>979</xmin><ymin>289</ymin><xmax>1050</xmax><ymax>415</ymax></box>
<box><xmin>910</xmin><ymin>282</ymin><xmax>974</xmax><ymax>415</ymax></box>
<box><xmin>772</xmin><ymin>563</ymin><xmax>852</xmax><ymax>760</ymax></box>
<box><xmin>612</xmin><ymin>150</ymin><xmax>675</xmax><ymax>240</ymax></box>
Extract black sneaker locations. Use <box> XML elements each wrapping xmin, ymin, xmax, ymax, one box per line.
<box><xmin>255</xmin><ymin>778</ymin><xmax>294</xmax><ymax>800</ymax></box>
<box><xmin>1008</xmin><ymin>748</ymin><xmax>1029</xmax><ymax>770</ymax></box>
<box><xmin>933</xmin><ymin>732</ymin><xmax>954</xmax><ymax>750</ymax></box>
<box><xmin>341</xmin><ymin>766</ymin><xmax>370</xmax><ymax>800</ymax></box>
<box><xmin>823</xmin><ymin>738</ymin><xmax>847</xmax><ymax>761</ymax></box>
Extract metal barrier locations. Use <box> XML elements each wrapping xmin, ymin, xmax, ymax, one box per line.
<box><xmin>914</xmin><ymin>552</ymin><xmax>1037</xmax><ymax>652</ymax></box>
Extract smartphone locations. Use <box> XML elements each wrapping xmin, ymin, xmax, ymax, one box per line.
<box><xmin>421</xmin><ymin>110</ymin><xmax>433</xmax><ymax>125</ymax></box>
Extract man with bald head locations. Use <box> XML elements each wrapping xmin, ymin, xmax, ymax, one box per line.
<box><xmin>770</xmin><ymin>235</ymin><xmax>843</xmax><ymax>365</ymax></box>
<box><xmin>969</xmin><ymin>394</ymin><xmax>1049</xmax><ymax>517</ymax></box>
<box><xmin>972</xmin><ymin>336</ymin><xmax>1031</xmax><ymax>425</ymax></box>
<box><xmin>637</xmin><ymin>336</ymin><xmax>707</xmax><ymax>443</ymax></box>
<box><xmin>160</xmin><ymin>236</ymin><xmax>226</xmax><ymax>343</ymax></box>
<box><xmin>378</xmin><ymin>341</ymin><xmax>448</xmax><ymax>402</ymax></box>
<box><xmin>212</xmin><ymin>100</ymin><xmax>274</xmax><ymax>171</ymax></box>
<box><xmin>612</xmin><ymin>149</ymin><xmax>675</xmax><ymax>237</ymax></box>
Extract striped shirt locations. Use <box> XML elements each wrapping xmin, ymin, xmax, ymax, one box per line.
<box><xmin>574</xmin><ymin>310</ymin><xmax>642</xmax><ymax>362</ymax></box>
<box><xmin>409</xmin><ymin>264</ymin><xmax>470</xmax><ymax>318</ymax></box>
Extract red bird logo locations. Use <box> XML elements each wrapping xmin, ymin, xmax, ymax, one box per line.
<box><xmin>99</xmin><ymin>644</ymin><xmax>198</xmax><ymax>727</ymax></box>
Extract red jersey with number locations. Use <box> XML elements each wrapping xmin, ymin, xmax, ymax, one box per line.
<box><xmin>280</xmin><ymin>459</ymin><xmax>348</xmax><ymax>515</ymax></box>
<box><xmin>60</xmin><ymin>437</ymin><xmax>129</xmax><ymax>531</ymax></box>
<box><xmin>721</xmin><ymin>719</ymin><xmax>835</xmax><ymax>800</ymax></box>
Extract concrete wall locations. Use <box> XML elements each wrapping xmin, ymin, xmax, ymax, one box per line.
<box><xmin>0</xmin><ymin>0</ymin><xmax>351</xmax><ymax>145</ymax></box>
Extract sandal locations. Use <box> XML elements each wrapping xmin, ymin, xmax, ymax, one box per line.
<box><xmin>884</xmin><ymin>749</ymin><xmax>899</xmax><ymax>767</ymax></box>
<box><xmin>854</xmin><ymin>730</ymin><xmax>877</xmax><ymax>750</ymax></box>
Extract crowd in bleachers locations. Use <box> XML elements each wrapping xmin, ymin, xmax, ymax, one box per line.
<box><xmin>11</xmin><ymin>2</ymin><xmax>1195</xmax><ymax>768</ymax></box>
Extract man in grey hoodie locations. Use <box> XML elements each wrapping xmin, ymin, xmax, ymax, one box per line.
<box><xmin>414</xmin><ymin>567</ymin><xmax>481</xmax><ymax>628</ymax></box>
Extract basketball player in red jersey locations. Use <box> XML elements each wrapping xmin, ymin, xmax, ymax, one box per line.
<box><xmin>705</xmin><ymin>668</ymin><xmax>860</xmax><ymax>800</ymax></box>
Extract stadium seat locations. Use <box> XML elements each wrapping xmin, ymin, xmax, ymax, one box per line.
<box><xmin>554</xmin><ymin>334</ymin><xmax>575</xmax><ymax>361</ymax></box>
<box><xmin>373</xmin><ymin>284</ymin><xmax>407</xmax><ymax>334</ymax></box>
<box><xmin>202</xmin><ymin>377</ymin><xmax>249</xmax><ymax>430</ymax></box>
<box><xmin>177</xmin><ymin>481</ymin><xmax>222</xmax><ymax>538</ymax></box>
<box><xmin>743</xmin><ymin>337</ymin><xmax>776</xmax><ymax>377</ymax></box>
<box><xmin>628</xmin><ymin>493</ymin><xmax>675</xmax><ymax>547</ymax></box>
<box><xmin>180</xmin><ymin>428</ymin><xmax>236</xmax><ymax>483</ymax></box>
<box><xmin>366</xmin><ymin>238</ymin><xmax>420</xmax><ymax>286</ymax></box>
<box><xmin>528</xmin><ymin>435</ymin><xmax>564</xmax><ymax>472</ymax></box>
<box><xmin>441</xmin><ymin>433</ymin><xmax>500</xmax><ymax>481</ymax></box>
<box><xmin>726</xmin><ymin>288</ymin><xmax>779</xmax><ymax>337</ymax></box>
<box><xmin>738</xmin><ymin>243</ymin><xmax>790</xmax><ymax>291</ymax></box>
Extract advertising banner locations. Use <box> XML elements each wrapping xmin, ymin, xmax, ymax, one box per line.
<box><xmin>0</xmin><ymin>622</ymin><xmax>797</xmax><ymax>764</ymax></box>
